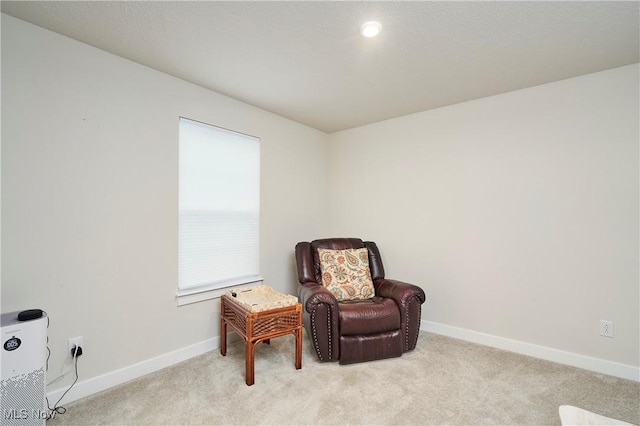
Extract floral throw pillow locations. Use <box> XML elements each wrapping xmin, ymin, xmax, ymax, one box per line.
<box><xmin>317</xmin><ymin>248</ymin><xmax>375</xmax><ymax>301</ymax></box>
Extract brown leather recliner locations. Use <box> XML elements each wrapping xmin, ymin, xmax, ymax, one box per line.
<box><xmin>295</xmin><ymin>238</ymin><xmax>426</xmax><ymax>364</ymax></box>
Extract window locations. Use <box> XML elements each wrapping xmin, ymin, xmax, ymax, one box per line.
<box><xmin>178</xmin><ymin>117</ymin><xmax>261</xmax><ymax>305</ymax></box>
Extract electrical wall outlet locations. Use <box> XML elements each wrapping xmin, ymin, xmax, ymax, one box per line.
<box><xmin>600</xmin><ymin>320</ymin><xmax>614</xmax><ymax>338</ymax></box>
<box><xmin>68</xmin><ymin>336</ymin><xmax>84</xmax><ymax>352</ymax></box>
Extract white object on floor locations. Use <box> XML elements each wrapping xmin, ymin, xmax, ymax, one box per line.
<box><xmin>559</xmin><ymin>405</ymin><xmax>634</xmax><ymax>426</ymax></box>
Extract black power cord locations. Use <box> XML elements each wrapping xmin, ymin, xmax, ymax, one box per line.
<box><xmin>46</xmin><ymin>350</ymin><xmax>79</xmax><ymax>420</ymax></box>
<box><xmin>44</xmin><ymin>313</ymin><xmax>82</xmax><ymax>421</ymax></box>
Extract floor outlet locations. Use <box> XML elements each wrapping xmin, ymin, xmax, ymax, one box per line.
<box><xmin>599</xmin><ymin>320</ymin><xmax>614</xmax><ymax>338</ymax></box>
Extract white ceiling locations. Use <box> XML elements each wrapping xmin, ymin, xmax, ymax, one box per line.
<box><xmin>2</xmin><ymin>1</ymin><xmax>639</xmax><ymax>133</ymax></box>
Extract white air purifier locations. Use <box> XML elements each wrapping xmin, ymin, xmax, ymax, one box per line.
<box><xmin>1</xmin><ymin>310</ymin><xmax>48</xmax><ymax>426</ymax></box>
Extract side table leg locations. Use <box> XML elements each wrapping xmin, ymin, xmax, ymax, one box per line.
<box><xmin>295</xmin><ymin>327</ymin><xmax>302</xmax><ymax>370</ymax></box>
<box><xmin>220</xmin><ymin>318</ymin><xmax>227</xmax><ymax>356</ymax></box>
<box><xmin>246</xmin><ymin>340</ymin><xmax>256</xmax><ymax>386</ymax></box>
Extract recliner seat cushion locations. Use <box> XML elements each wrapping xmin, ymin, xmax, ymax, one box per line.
<box><xmin>338</xmin><ymin>297</ymin><xmax>400</xmax><ymax>335</ymax></box>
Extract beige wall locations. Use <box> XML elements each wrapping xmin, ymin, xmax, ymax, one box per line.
<box><xmin>1</xmin><ymin>14</ymin><xmax>328</xmax><ymax>393</ymax></box>
<box><xmin>2</xmin><ymin>12</ymin><xmax>638</xmax><ymax>400</ymax></box>
<box><xmin>328</xmin><ymin>64</ymin><xmax>639</xmax><ymax>367</ymax></box>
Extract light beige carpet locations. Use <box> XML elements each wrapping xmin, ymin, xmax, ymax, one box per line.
<box><xmin>49</xmin><ymin>332</ymin><xmax>639</xmax><ymax>425</ymax></box>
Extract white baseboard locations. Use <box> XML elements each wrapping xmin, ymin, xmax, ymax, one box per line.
<box><xmin>421</xmin><ymin>320</ymin><xmax>639</xmax><ymax>382</ymax></box>
<box><xmin>47</xmin><ymin>336</ymin><xmax>220</xmax><ymax>406</ymax></box>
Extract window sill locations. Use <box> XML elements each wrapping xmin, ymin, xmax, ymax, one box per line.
<box><xmin>176</xmin><ymin>277</ymin><xmax>264</xmax><ymax>306</ymax></box>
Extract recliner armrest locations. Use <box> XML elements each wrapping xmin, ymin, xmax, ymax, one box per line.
<box><xmin>298</xmin><ymin>282</ymin><xmax>340</xmax><ymax>362</ymax></box>
<box><xmin>298</xmin><ymin>282</ymin><xmax>339</xmax><ymax>313</ymax></box>
<box><xmin>374</xmin><ymin>278</ymin><xmax>426</xmax><ymax>305</ymax></box>
<box><xmin>374</xmin><ymin>278</ymin><xmax>425</xmax><ymax>352</ymax></box>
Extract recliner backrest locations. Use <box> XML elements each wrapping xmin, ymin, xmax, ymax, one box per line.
<box><xmin>295</xmin><ymin>238</ymin><xmax>385</xmax><ymax>285</ymax></box>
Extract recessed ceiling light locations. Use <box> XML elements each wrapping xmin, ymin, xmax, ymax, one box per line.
<box><xmin>361</xmin><ymin>21</ymin><xmax>382</xmax><ymax>38</ymax></box>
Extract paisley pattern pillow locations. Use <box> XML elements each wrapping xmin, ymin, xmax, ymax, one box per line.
<box><xmin>317</xmin><ymin>248</ymin><xmax>375</xmax><ymax>301</ymax></box>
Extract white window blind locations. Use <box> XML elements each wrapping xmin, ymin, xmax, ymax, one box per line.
<box><xmin>178</xmin><ymin>118</ymin><xmax>260</xmax><ymax>299</ymax></box>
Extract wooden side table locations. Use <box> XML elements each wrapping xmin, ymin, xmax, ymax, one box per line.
<box><xmin>220</xmin><ymin>288</ymin><xmax>302</xmax><ymax>386</ymax></box>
